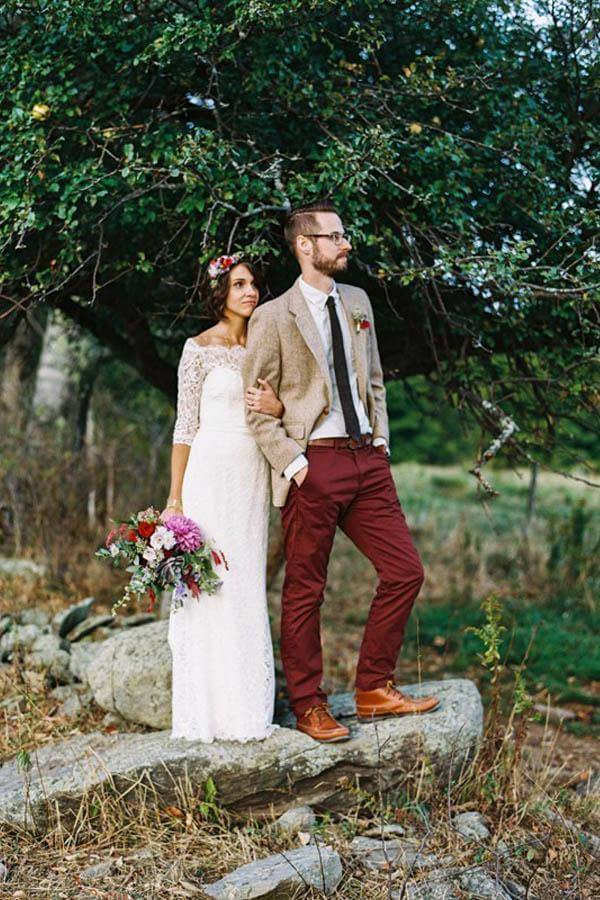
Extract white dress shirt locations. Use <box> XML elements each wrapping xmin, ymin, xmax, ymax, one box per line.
<box><xmin>283</xmin><ymin>276</ymin><xmax>387</xmax><ymax>481</ymax></box>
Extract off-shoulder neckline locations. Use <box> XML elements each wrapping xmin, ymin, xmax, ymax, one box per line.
<box><xmin>187</xmin><ymin>337</ymin><xmax>246</xmax><ymax>351</ymax></box>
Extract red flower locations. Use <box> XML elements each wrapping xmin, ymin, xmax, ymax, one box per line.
<box><xmin>138</xmin><ymin>521</ymin><xmax>156</xmax><ymax>539</ymax></box>
<box><xmin>104</xmin><ymin>528</ymin><xmax>117</xmax><ymax>547</ymax></box>
<box><xmin>185</xmin><ymin>575</ymin><xmax>201</xmax><ymax>597</ymax></box>
<box><xmin>211</xmin><ymin>549</ymin><xmax>221</xmax><ymax>566</ymax></box>
<box><xmin>360</xmin><ymin>320</ymin><xmax>370</xmax><ymax>329</ymax></box>
<box><xmin>146</xmin><ymin>588</ymin><xmax>156</xmax><ymax>613</ymax></box>
<box><xmin>126</xmin><ymin>529</ymin><xmax>138</xmax><ymax>542</ymax></box>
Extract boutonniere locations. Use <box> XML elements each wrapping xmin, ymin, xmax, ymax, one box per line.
<box><xmin>352</xmin><ymin>307</ymin><xmax>371</xmax><ymax>334</ymax></box>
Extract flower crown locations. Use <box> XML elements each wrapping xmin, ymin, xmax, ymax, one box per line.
<box><xmin>207</xmin><ymin>253</ymin><xmax>241</xmax><ymax>281</ymax></box>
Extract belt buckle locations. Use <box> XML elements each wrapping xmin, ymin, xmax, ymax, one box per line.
<box><xmin>347</xmin><ymin>437</ymin><xmax>361</xmax><ymax>450</ymax></box>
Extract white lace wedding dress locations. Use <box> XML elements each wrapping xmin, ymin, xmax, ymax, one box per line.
<box><xmin>168</xmin><ymin>338</ymin><xmax>279</xmax><ymax>742</ymax></box>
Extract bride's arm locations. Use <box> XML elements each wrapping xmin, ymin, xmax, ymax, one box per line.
<box><xmin>161</xmin><ymin>342</ymin><xmax>205</xmax><ymax>519</ymax></box>
<box><xmin>163</xmin><ymin>444</ymin><xmax>191</xmax><ymax>519</ymax></box>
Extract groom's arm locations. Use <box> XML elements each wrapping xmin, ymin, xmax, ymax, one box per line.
<box><xmin>243</xmin><ymin>305</ymin><xmax>306</xmax><ymax>475</ymax></box>
<box><xmin>362</xmin><ymin>290</ymin><xmax>390</xmax><ymax>448</ymax></box>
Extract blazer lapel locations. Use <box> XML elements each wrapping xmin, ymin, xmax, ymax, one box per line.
<box><xmin>338</xmin><ymin>285</ymin><xmax>367</xmax><ymax>404</ymax></box>
<box><xmin>288</xmin><ymin>279</ymin><xmax>333</xmax><ymax>403</ymax></box>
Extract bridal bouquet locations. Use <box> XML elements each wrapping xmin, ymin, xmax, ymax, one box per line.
<box><xmin>96</xmin><ymin>506</ymin><xmax>226</xmax><ymax>616</ymax></box>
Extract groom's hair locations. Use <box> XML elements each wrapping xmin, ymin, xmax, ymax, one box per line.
<box><xmin>284</xmin><ymin>198</ymin><xmax>339</xmax><ymax>256</ymax></box>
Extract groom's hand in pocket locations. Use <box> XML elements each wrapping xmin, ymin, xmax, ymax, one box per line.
<box><xmin>294</xmin><ymin>465</ymin><xmax>309</xmax><ymax>487</ymax></box>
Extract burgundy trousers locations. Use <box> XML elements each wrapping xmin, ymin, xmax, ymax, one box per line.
<box><xmin>280</xmin><ymin>443</ymin><xmax>425</xmax><ymax>719</ymax></box>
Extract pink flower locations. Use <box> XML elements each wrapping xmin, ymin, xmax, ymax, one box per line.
<box><xmin>163</xmin><ymin>514</ymin><xmax>204</xmax><ymax>552</ymax></box>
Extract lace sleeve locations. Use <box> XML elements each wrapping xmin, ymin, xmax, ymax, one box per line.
<box><xmin>172</xmin><ymin>340</ymin><xmax>206</xmax><ymax>445</ymax></box>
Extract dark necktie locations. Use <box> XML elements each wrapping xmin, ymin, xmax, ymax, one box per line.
<box><xmin>326</xmin><ymin>295</ymin><xmax>362</xmax><ymax>440</ymax></box>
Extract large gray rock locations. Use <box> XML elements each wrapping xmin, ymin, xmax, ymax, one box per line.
<box><xmin>0</xmin><ymin>678</ymin><xmax>482</xmax><ymax>833</ymax></box>
<box><xmin>87</xmin><ymin>620</ymin><xmax>171</xmax><ymax>727</ymax></box>
<box><xmin>202</xmin><ymin>844</ymin><xmax>343</xmax><ymax>898</ymax></box>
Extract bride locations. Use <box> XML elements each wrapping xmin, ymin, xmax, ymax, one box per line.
<box><xmin>162</xmin><ymin>253</ymin><xmax>282</xmax><ymax>743</ymax></box>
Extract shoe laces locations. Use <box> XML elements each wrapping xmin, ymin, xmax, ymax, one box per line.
<box><xmin>384</xmin><ymin>680</ymin><xmax>404</xmax><ymax>700</ymax></box>
<box><xmin>303</xmin><ymin>702</ymin><xmax>332</xmax><ymax>723</ymax></box>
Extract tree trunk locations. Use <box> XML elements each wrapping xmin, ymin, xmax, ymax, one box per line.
<box><xmin>0</xmin><ymin>312</ymin><xmax>44</xmax><ymax>431</ymax></box>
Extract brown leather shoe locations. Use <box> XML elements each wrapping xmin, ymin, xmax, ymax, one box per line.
<box><xmin>296</xmin><ymin>703</ymin><xmax>351</xmax><ymax>742</ymax></box>
<box><xmin>355</xmin><ymin>680</ymin><xmax>440</xmax><ymax>722</ymax></box>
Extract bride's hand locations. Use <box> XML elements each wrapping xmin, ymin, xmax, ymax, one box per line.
<box><xmin>160</xmin><ymin>504</ymin><xmax>181</xmax><ymax>522</ymax></box>
<box><xmin>245</xmin><ymin>379</ymin><xmax>284</xmax><ymax>418</ymax></box>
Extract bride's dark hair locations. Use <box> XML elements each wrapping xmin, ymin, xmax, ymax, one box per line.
<box><xmin>201</xmin><ymin>257</ymin><xmax>264</xmax><ymax>321</ymax></box>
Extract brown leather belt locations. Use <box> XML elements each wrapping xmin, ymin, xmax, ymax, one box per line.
<box><xmin>307</xmin><ymin>434</ymin><xmax>373</xmax><ymax>450</ymax></box>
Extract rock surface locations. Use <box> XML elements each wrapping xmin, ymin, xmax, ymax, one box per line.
<box><xmin>457</xmin><ymin>867</ymin><xmax>513</xmax><ymax>899</ymax></box>
<box><xmin>201</xmin><ymin>844</ymin><xmax>343</xmax><ymax>898</ymax></box>
<box><xmin>350</xmin><ymin>835</ymin><xmax>440</xmax><ymax>872</ymax></box>
<box><xmin>26</xmin><ymin>633</ymin><xmax>72</xmax><ymax>684</ymax></box>
<box><xmin>271</xmin><ymin>804</ymin><xmax>316</xmax><ymax>835</ymax></box>
<box><xmin>87</xmin><ymin>620</ymin><xmax>172</xmax><ymax>727</ymax></box>
<box><xmin>50</xmin><ymin>684</ymin><xmax>92</xmax><ymax>717</ymax></box>
<box><xmin>52</xmin><ymin>596</ymin><xmax>96</xmax><ymax>639</ymax></box>
<box><xmin>122</xmin><ymin>613</ymin><xmax>157</xmax><ymax>628</ymax></box>
<box><xmin>80</xmin><ymin>858</ymin><xmax>119</xmax><ymax>882</ymax></box>
<box><xmin>18</xmin><ymin>608</ymin><xmax>51</xmax><ymax>629</ymax></box>
<box><xmin>0</xmin><ymin>678</ymin><xmax>482</xmax><ymax>833</ymax></box>
<box><xmin>0</xmin><ymin>557</ymin><xmax>46</xmax><ymax>578</ymax></box>
<box><xmin>67</xmin><ymin>614</ymin><xmax>116</xmax><ymax>642</ymax></box>
<box><xmin>0</xmin><ymin>623</ymin><xmax>45</xmax><ymax>661</ymax></box>
<box><xmin>452</xmin><ymin>810</ymin><xmax>491</xmax><ymax>842</ymax></box>
<box><xmin>400</xmin><ymin>881</ymin><xmax>458</xmax><ymax>900</ymax></box>
<box><xmin>69</xmin><ymin>640</ymin><xmax>105</xmax><ymax>685</ymax></box>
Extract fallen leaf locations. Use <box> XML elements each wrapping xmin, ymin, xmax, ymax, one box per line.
<box><xmin>163</xmin><ymin>806</ymin><xmax>184</xmax><ymax>818</ymax></box>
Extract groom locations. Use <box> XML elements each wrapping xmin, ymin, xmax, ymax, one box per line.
<box><xmin>243</xmin><ymin>198</ymin><xmax>439</xmax><ymax>742</ymax></box>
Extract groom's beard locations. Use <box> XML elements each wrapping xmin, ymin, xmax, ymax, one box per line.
<box><xmin>312</xmin><ymin>249</ymin><xmax>349</xmax><ymax>278</ymax></box>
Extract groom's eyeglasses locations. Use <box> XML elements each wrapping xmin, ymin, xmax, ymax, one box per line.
<box><xmin>303</xmin><ymin>232</ymin><xmax>352</xmax><ymax>247</ymax></box>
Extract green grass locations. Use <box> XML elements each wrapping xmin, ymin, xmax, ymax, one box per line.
<box><xmin>406</xmin><ymin>596</ymin><xmax>600</xmax><ymax>701</ymax></box>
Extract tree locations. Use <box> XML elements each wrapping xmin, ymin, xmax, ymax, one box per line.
<box><xmin>0</xmin><ymin>0</ymin><xmax>597</xmax><ymax>474</ymax></box>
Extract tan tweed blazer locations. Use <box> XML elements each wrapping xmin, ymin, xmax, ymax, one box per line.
<box><xmin>242</xmin><ymin>276</ymin><xmax>389</xmax><ymax>507</ymax></box>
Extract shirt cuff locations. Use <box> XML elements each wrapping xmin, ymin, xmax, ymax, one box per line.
<box><xmin>372</xmin><ymin>437</ymin><xmax>390</xmax><ymax>456</ymax></box>
<box><xmin>283</xmin><ymin>453</ymin><xmax>308</xmax><ymax>481</ymax></box>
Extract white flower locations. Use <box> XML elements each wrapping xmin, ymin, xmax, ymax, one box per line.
<box><xmin>108</xmin><ymin>543</ymin><xmax>119</xmax><ymax>557</ymax></box>
<box><xmin>142</xmin><ymin>547</ymin><xmax>158</xmax><ymax>565</ymax></box>
<box><xmin>150</xmin><ymin>525</ymin><xmax>176</xmax><ymax>551</ymax></box>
